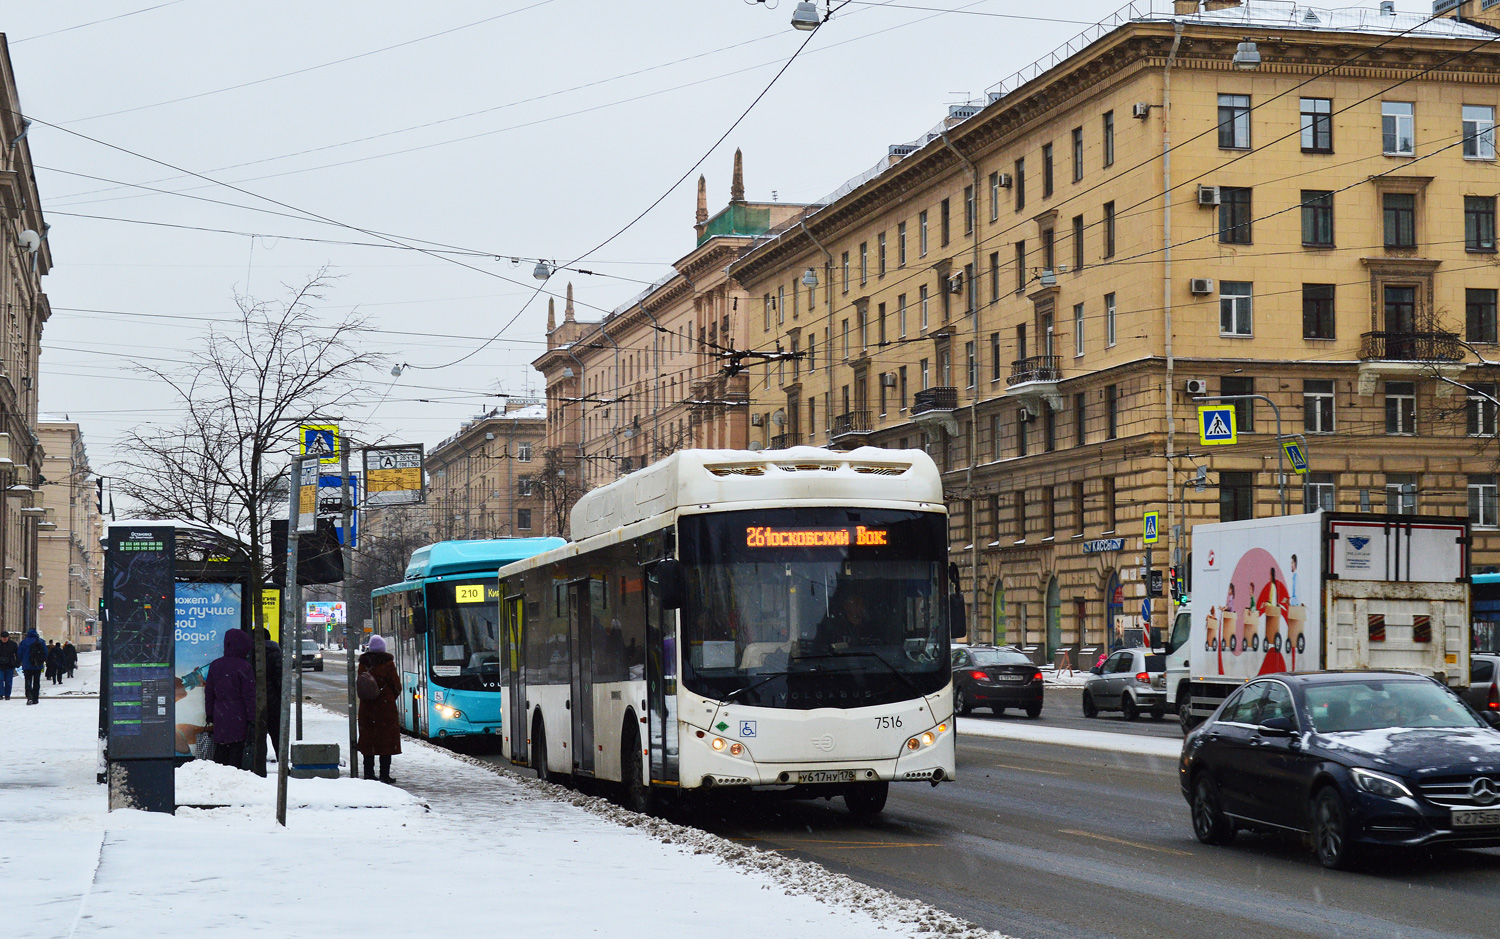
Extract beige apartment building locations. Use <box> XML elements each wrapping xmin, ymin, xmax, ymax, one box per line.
<box><xmin>424</xmin><ymin>401</ymin><xmax>550</xmax><ymax>538</ymax></box>
<box><xmin>533</xmin><ymin>152</ymin><xmax>811</xmax><ymax>533</ymax></box>
<box><xmin>37</xmin><ymin>420</ymin><xmax>102</xmax><ymax>650</ymax></box>
<box><xmin>734</xmin><ymin>0</ymin><xmax>1500</xmax><ymax>665</ymax></box>
<box><xmin>0</xmin><ymin>36</ymin><xmax>52</xmax><ymax>640</ymax></box>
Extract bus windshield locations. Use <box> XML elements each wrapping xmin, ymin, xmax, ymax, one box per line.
<box><xmin>678</xmin><ymin>508</ymin><xmax>950</xmax><ymax>709</ymax></box>
<box><xmin>425</xmin><ymin>578</ymin><xmax>502</xmax><ymax>690</ymax></box>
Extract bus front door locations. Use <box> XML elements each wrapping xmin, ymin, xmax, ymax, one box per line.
<box><xmin>568</xmin><ymin>580</ymin><xmax>596</xmax><ymax>775</ymax></box>
<box><xmin>645</xmin><ymin>566</ymin><xmax>678</xmax><ymax>783</ymax></box>
<box><xmin>504</xmin><ymin>594</ymin><xmax>526</xmax><ymax>764</ymax></box>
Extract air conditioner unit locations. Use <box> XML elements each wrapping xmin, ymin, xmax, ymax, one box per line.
<box><xmin>1189</xmin><ymin>278</ymin><xmax>1214</xmax><ymax>295</ymax></box>
<box><xmin>750</xmin><ymin>413</ymin><xmax>764</xmax><ymax>426</ymax></box>
<box><xmin>1197</xmin><ymin>185</ymin><xmax>1220</xmax><ymax>206</ymax></box>
<box><xmin>946</xmin><ymin>272</ymin><xmax>965</xmax><ymax>294</ymax></box>
<box><xmin>1185</xmin><ymin>379</ymin><xmax>1208</xmax><ymax>395</ymax></box>
<box><xmin>881</xmin><ymin>373</ymin><xmax>897</xmax><ymax>388</ymax></box>
<box><xmin>996</xmin><ymin>173</ymin><xmax>1013</xmax><ymax>188</ymax></box>
<box><xmin>1132</xmin><ymin>102</ymin><xmax>1152</xmax><ymax>119</ymax></box>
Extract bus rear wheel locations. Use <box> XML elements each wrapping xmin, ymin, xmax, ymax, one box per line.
<box><xmin>621</xmin><ymin>724</ymin><xmax>653</xmax><ymax>815</ymax></box>
<box><xmin>844</xmin><ymin>780</ymin><xmax>889</xmax><ymax>818</ymax></box>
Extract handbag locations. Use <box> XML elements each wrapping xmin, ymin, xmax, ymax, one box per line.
<box><xmin>192</xmin><ymin>730</ymin><xmax>216</xmax><ymax>762</ymax></box>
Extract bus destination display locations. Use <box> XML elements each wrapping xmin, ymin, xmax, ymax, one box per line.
<box><xmin>745</xmin><ymin>525</ymin><xmax>889</xmax><ymax>548</ymax></box>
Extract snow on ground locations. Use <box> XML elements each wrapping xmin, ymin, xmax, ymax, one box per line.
<box><xmin>957</xmin><ymin>716</ymin><xmax>1183</xmax><ymax>759</ymax></box>
<box><xmin>1039</xmin><ymin>667</ymin><xmax>1090</xmax><ymax>688</ymax></box>
<box><xmin>3</xmin><ymin>652</ymin><xmax>1004</xmax><ymax>939</ymax></box>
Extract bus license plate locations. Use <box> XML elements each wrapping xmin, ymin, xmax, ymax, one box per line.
<box><xmin>1452</xmin><ymin>807</ymin><xmax>1500</xmax><ymax>828</ymax></box>
<box><xmin>795</xmin><ymin>770</ymin><xmax>856</xmax><ymax>784</ymax></box>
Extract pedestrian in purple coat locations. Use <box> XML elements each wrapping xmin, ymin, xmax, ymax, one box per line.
<box><xmin>204</xmin><ymin>628</ymin><xmax>257</xmax><ymax>770</ymax></box>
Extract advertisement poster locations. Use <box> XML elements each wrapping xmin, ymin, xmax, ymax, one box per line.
<box><xmin>305</xmin><ymin>601</ymin><xmax>347</xmax><ymax>625</ymax></box>
<box><xmin>174</xmin><ymin>584</ymin><xmax>243</xmax><ymax>759</ymax></box>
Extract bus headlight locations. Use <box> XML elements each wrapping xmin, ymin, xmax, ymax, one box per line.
<box><xmin>711</xmin><ymin>737</ymin><xmax>726</xmax><ymax>751</ymax></box>
<box><xmin>436</xmin><ymin>705</ymin><xmax>463</xmax><ymax>721</ymax></box>
<box><xmin>905</xmin><ymin>725</ymin><xmax>947</xmax><ymax>752</ymax></box>
<box><xmin>729</xmin><ymin>742</ymin><xmax>744</xmax><ymax>756</ymax></box>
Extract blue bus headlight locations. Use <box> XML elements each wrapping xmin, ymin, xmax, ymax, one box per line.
<box><xmin>436</xmin><ymin>705</ymin><xmax>464</xmax><ymax>721</ymax></box>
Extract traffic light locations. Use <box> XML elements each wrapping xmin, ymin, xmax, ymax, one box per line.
<box><xmin>1168</xmin><ymin>566</ymin><xmax>1179</xmax><ymax>602</ymax></box>
<box><xmin>1148</xmin><ymin>569</ymin><xmax>1164</xmax><ymax>598</ymax></box>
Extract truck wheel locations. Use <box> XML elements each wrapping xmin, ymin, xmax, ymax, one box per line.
<box><xmin>1179</xmin><ymin>702</ymin><xmax>1196</xmax><ymax>734</ymax></box>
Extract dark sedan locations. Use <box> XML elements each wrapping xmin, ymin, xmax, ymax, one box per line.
<box><xmin>951</xmin><ymin>645</ymin><xmax>1043</xmax><ymax>718</ymax></box>
<box><xmin>1181</xmin><ymin>670</ymin><xmax>1500</xmax><ymax>869</ymax></box>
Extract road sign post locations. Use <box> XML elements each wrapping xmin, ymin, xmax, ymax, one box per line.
<box><xmin>1193</xmin><ymin>394</ymin><xmax>1289</xmax><ymax>516</ymax></box>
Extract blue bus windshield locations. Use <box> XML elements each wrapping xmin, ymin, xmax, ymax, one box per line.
<box><xmin>426</xmin><ymin>578</ymin><xmax>502</xmax><ymax>689</ymax></box>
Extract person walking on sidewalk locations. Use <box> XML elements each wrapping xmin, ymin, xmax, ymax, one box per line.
<box><xmin>46</xmin><ymin>642</ymin><xmax>64</xmax><ymax>685</ymax></box>
<box><xmin>204</xmin><ymin>628</ymin><xmax>257</xmax><ymax>770</ymax></box>
<box><xmin>357</xmin><ymin>635</ymin><xmax>401</xmax><ymax>783</ymax></box>
<box><xmin>0</xmin><ymin>632</ymin><xmax>17</xmax><ymax>700</ymax></box>
<box><xmin>18</xmin><ymin>628</ymin><xmax>45</xmax><ymax>704</ymax></box>
<box><xmin>63</xmin><ymin>640</ymin><xmax>77</xmax><ymax>679</ymax></box>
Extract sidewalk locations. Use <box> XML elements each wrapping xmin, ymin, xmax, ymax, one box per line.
<box><xmin>1</xmin><ymin>652</ymin><xmax>1000</xmax><ymax>939</ymax></box>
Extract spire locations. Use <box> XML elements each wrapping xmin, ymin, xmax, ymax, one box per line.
<box><xmin>730</xmin><ymin>148</ymin><xmax>745</xmax><ymax>204</ymax></box>
<box><xmin>695</xmin><ymin>175</ymin><xmax>708</xmax><ymax>225</ymax></box>
<box><xmin>563</xmin><ymin>282</ymin><xmax>575</xmax><ymax>322</ymax></box>
<box><xmin>546</xmin><ymin>297</ymin><xmax>556</xmax><ymax>332</ymax></box>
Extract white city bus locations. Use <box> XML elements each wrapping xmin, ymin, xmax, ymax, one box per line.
<box><xmin>497</xmin><ymin>447</ymin><xmax>961</xmax><ymax>816</ymax></box>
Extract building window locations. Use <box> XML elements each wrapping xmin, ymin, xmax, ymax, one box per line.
<box><xmin>1072</xmin><ymin>126</ymin><xmax>1084</xmax><ymax>183</ymax></box>
<box><xmin>1014</xmin><ymin>240</ymin><xmax>1026</xmax><ymax>293</ymax></box>
<box><xmin>517</xmin><ymin>508</ymin><xmax>532</xmax><ymax>531</ymax></box>
<box><xmin>1222</xmin><ymin>375</ymin><xmax>1255</xmax><ymax>431</ymax></box>
<box><xmin>842</xmin><ymin>319</ymin><xmax>849</xmax><ymax>359</ymax></box>
<box><xmin>1103</xmin><ymin>475</ymin><xmax>1116</xmax><ymax>531</ymax></box>
<box><xmin>1102</xmin><ymin>201</ymin><xmax>1116</xmax><ymax>258</ymax></box>
<box><xmin>989</xmin><ymin>172</ymin><xmax>1001</xmax><ymax>222</ymax></box>
<box><xmin>1382</xmin><ymin>101</ymin><xmax>1415</xmax><ymax>156</ymax></box>
<box><xmin>877</xmin><ymin>232</ymin><xmax>887</xmax><ymax>276</ymax></box>
<box><xmin>963</xmin><ymin>185</ymin><xmax>975</xmax><ymax>235</ymax></box>
<box><xmin>777</xmin><ymin>286</ymin><xmax>785</xmax><ymax>325</ymax></box>
<box><xmin>1300</xmin><ymin>96</ymin><xmax>1333</xmax><ymax>152</ymax></box>
<box><xmin>1041</xmin><ymin>228</ymin><xmax>1055</xmax><ymax>270</ymax></box>
<box><xmin>1218</xmin><ymin>94</ymin><xmax>1251</xmax><ymax>149</ymax></box>
<box><xmin>1303</xmin><ymin>284</ymin><xmax>1335</xmax><ymax>340</ymax></box>
<box><xmin>920</xmin><ymin>358</ymin><xmax>930</xmax><ymax>390</ymax></box>
<box><xmin>987</xmin><ymin>332</ymin><xmax>1000</xmax><ymax>382</ymax></box>
<box><xmin>1105</xmin><ymin>292</ymin><xmax>1117</xmax><ymax>347</ymax></box>
<box><xmin>1041</xmin><ymin>143</ymin><xmax>1054</xmax><ymax>198</ymax></box>
<box><xmin>1219</xmin><ymin>187</ymin><xmax>1252</xmax><ymax>244</ymax></box>
<box><xmin>1385</xmin><ymin>381</ymin><xmax>1416</xmax><ymax>435</ymax></box>
<box><xmin>1301</xmin><ymin>190</ymin><xmax>1334</xmax><ymax>247</ymax></box>
<box><xmin>1386</xmin><ymin>473</ymin><xmax>1418</xmax><ymax>514</ymax></box>
<box><xmin>1466</xmin><ymin>196</ymin><xmax>1496</xmax><ymax>251</ymax></box>
<box><xmin>808</xmin><ymin>334</ymin><xmax>816</xmax><ymax>371</ymax></box>
<box><xmin>859</xmin><ymin>307</ymin><xmax>868</xmax><ymax>349</ymax></box>
<box><xmin>1470</xmin><ymin>289</ymin><xmax>1499</xmax><ymax>344</ymax></box>
<box><xmin>840</xmin><ymin>252</ymin><xmax>849</xmax><ymax>293</ymax></box>
<box><xmin>1075</xmin><ymin>392</ymin><xmax>1086</xmax><ymax>446</ymax></box>
<box><xmin>1304</xmin><ymin>379</ymin><xmax>1335</xmax><ymax>433</ymax></box>
<box><xmin>965</xmin><ymin>341</ymin><xmax>977</xmax><ymax>388</ymax></box>
<box><xmin>964</xmin><ymin>262</ymin><xmax>976</xmax><ymax>313</ymax></box>
<box><xmin>1464</xmin><ymin>104</ymin><xmax>1496</xmax><ymax>160</ymax></box>
<box><xmin>763</xmin><ymin>295</ymin><xmax>771</xmax><ymax>331</ymax></box>
<box><xmin>1305</xmin><ymin>472</ymin><xmax>1336</xmax><ymax>513</ymax></box>
<box><xmin>1073</xmin><ymin>302</ymin><xmax>1085</xmax><ymax>357</ymax></box>
<box><xmin>918</xmin><ymin>210</ymin><xmax>929</xmax><ymax>257</ymax></box>
<box><xmin>1014</xmin><ymin>158</ymin><xmax>1025</xmax><ymax>212</ymax></box>
<box><xmin>1471</xmin><ymin>475</ymin><xmax>1499</xmax><ymax>528</ymax></box>
<box><xmin>898</xmin><ymin>294</ymin><xmax>908</xmax><ymax>338</ymax></box>
<box><xmin>518</xmin><ymin>477</ymin><xmax>535</xmax><ymax>496</ymax></box>
<box><xmin>1072</xmin><ymin>214</ymin><xmax>1085</xmax><ymax>270</ymax></box>
<box><xmin>940</xmin><ymin>198</ymin><xmax>951</xmax><ymax>247</ymax></box>
<box><xmin>1044</xmin><ymin>409</ymin><xmax>1056</xmax><ymax>452</ymax></box>
<box><xmin>1219</xmin><ymin>471</ymin><xmax>1254</xmax><ymax>522</ymax></box>
<box><xmin>1014</xmin><ymin>488</ymin><xmax>1027</xmax><ymax>540</ymax></box>
<box><xmin>899</xmin><ymin>366</ymin><xmax>907</xmax><ymax>410</ymax></box>
<box><xmin>989</xmin><ymin>251</ymin><xmax>1000</xmax><ymax>303</ymax></box>
<box><xmin>517</xmin><ymin>441</ymin><xmax>533</xmax><ymax>462</ymax></box>
<box><xmin>1469</xmin><ymin>383</ymin><xmax>1498</xmax><ymax>437</ymax></box>
<box><xmin>859</xmin><ymin>242</ymin><xmax>868</xmax><ymax>285</ymax></box>
<box><xmin>919</xmin><ymin>285</ymin><xmax>930</xmax><ymax>330</ymax></box>
<box><xmin>1220</xmin><ymin>281</ymin><xmax>1253</xmax><ymax>336</ymax></box>
<box><xmin>1102</xmin><ymin>110</ymin><xmax>1115</xmax><ymax>167</ymax></box>
<box><xmin>1017</xmin><ymin>410</ymin><xmax>1028</xmax><ymax>457</ymax></box>
<box><xmin>897</xmin><ymin>221</ymin><xmax>907</xmax><ymax>266</ymax></box>
<box><xmin>1383</xmin><ymin>192</ymin><xmax>1416</xmax><ymax>248</ymax></box>
<box><xmin>1105</xmin><ymin>383</ymin><xmax>1118</xmax><ymax>439</ymax></box>
<box><xmin>1384</xmin><ymin>284</ymin><xmax>1417</xmax><ymax>337</ymax></box>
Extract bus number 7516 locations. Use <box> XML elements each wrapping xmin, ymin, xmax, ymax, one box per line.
<box><xmin>873</xmin><ymin>716</ymin><xmax>904</xmax><ymax>729</ymax></box>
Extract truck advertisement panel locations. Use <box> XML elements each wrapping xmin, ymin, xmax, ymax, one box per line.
<box><xmin>1191</xmin><ymin>514</ymin><xmax>1323</xmax><ymax>683</ymax></box>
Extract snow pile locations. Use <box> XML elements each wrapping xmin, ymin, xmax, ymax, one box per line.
<box><xmin>1040</xmin><ymin>668</ymin><xmax>1090</xmax><ymax>688</ymax></box>
<box><xmin>957</xmin><ymin>717</ymin><xmax>1183</xmax><ymax>759</ymax></box>
<box><xmin>176</xmin><ymin>759</ymin><xmax>417</xmax><ymax>809</ymax></box>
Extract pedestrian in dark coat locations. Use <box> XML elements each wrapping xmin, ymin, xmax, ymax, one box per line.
<box><xmin>17</xmin><ymin>628</ymin><xmax>45</xmax><ymax>704</ymax></box>
<box><xmin>357</xmin><ymin>635</ymin><xmax>402</xmax><ymax>783</ymax></box>
<box><xmin>0</xmin><ymin>632</ymin><xmax>18</xmax><ymax>700</ymax></box>
<box><xmin>63</xmin><ymin>641</ymin><xmax>77</xmax><ymax>678</ymax></box>
<box><xmin>204</xmin><ymin>628</ymin><xmax>257</xmax><ymax>770</ymax></box>
<box><xmin>252</xmin><ymin>632</ymin><xmax>283</xmax><ymax>768</ymax></box>
<box><xmin>46</xmin><ymin>642</ymin><xmax>64</xmax><ymax>685</ymax></box>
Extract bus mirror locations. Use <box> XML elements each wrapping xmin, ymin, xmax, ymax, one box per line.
<box><xmin>658</xmin><ymin>559</ymin><xmax>687</xmax><ymax>610</ymax></box>
<box><xmin>412</xmin><ymin>595</ymin><xmax>429</xmax><ymax>634</ymax></box>
<box><xmin>948</xmin><ymin>593</ymin><xmax>967</xmax><ymax>640</ymax></box>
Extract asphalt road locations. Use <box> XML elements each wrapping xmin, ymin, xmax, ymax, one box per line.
<box><xmin>301</xmin><ymin>654</ymin><xmax>1500</xmax><ymax>939</ymax></box>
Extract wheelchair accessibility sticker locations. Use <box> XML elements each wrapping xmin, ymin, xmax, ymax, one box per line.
<box><xmin>739</xmin><ymin>720</ymin><xmax>757</xmax><ymax>738</ymax></box>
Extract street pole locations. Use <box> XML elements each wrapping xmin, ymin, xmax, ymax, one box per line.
<box><xmin>340</xmin><ymin>445</ymin><xmax>357</xmax><ymax>778</ymax></box>
<box><xmin>295</xmin><ymin>614</ymin><xmax>304</xmax><ymax>740</ymax></box>
<box><xmin>276</xmin><ymin>457</ymin><xmax>305</xmax><ymax>827</ymax></box>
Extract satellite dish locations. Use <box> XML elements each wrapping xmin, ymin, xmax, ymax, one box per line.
<box><xmin>18</xmin><ymin>230</ymin><xmax>41</xmax><ymax>254</ymax></box>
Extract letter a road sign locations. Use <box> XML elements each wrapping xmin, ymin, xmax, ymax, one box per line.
<box><xmin>1282</xmin><ymin>439</ymin><xmax>1309</xmax><ymax>474</ymax></box>
<box><xmin>1143</xmin><ymin>510</ymin><xmax>1159</xmax><ymax>544</ymax></box>
<box><xmin>1198</xmin><ymin>405</ymin><xmax>1237</xmax><ymax>446</ymax></box>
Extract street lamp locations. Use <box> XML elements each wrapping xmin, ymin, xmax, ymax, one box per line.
<box><xmin>1232</xmin><ymin>40</ymin><xmax>1262</xmax><ymax>70</ymax></box>
<box><xmin>801</xmin><ymin>267</ymin><xmax>818</xmax><ymax>288</ymax></box>
<box><xmin>791</xmin><ymin>2</ymin><xmax>821</xmax><ymax>30</ymax></box>
<box><xmin>533</xmin><ymin>260</ymin><xmax>553</xmax><ymax>281</ymax></box>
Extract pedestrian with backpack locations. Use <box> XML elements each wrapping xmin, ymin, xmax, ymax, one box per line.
<box><xmin>0</xmin><ymin>632</ymin><xmax>18</xmax><ymax>700</ymax></box>
<box><xmin>356</xmin><ymin>635</ymin><xmax>401</xmax><ymax>783</ymax></box>
<box><xmin>18</xmin><ymin>628</ymin><xmax>45</xmax><ymax>704</ymax></box>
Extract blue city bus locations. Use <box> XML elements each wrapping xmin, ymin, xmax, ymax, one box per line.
<box><xmin>372</xmin><ymin>538</ymin><xmax>564</xmax><ymax>740</ymax></box>
<box><xmin>1474</xmin><ymin>572</ymin><xmax>1500</xmax><ymax>654</ymax></box>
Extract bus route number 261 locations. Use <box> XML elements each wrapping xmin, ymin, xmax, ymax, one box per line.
<box><xmin>874</xmin><ymin>716</ymin><xmax>904</xmax><ymax>729</ymax></box>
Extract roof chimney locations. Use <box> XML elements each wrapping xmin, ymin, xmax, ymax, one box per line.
<box><xmin>1202</xmin><ymin>0</ymin><xmax>1242</xmax><ymax>10</ymax></box>
<box><xmin>730</xmin><ymin>148</ymin><xmax>745</xmax><ymax>204</ymax></box>
<box><xmin>1173</xmin><ymin>1</ymin><xmax>1199</xmax><ymax>13</ymax></box>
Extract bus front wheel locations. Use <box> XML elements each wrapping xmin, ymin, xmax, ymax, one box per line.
<box><xmin>844</xmin><ymin>780</ymin><xmax>889</xmax><ymax>818</ymax></box>
<box><xmin>621</xmin><ymin>724</ymin><xmax>653</xmax><ymax>815</ymax></box>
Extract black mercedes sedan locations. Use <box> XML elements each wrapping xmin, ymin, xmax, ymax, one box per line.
<box><xmin>1180</xmin><ymin>670</ymin><xmax>1500</xmax><ymax>869</ymax></box>
<box><xmin>951</xmin><ymin>645</ymin><xmax>1043</xmax><ymax>718</ymax></box>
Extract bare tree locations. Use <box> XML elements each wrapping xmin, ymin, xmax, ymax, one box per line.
<box><xmin>532</xmin><ymin>447</ymin><xmax>588</xmax><ymax>538</ymax></box>
<box><xmin>342</xmin><ymin>507</ymin><xmax>433</xmax><ymax>630</ymax></box>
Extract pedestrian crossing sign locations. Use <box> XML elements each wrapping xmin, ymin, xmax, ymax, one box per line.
<box><xmin>1143</xmin><ymin>510</ymin><xmax>1159</xmax><ymax>544</ymax></box>
<box><xmin>300</xmin><ymin>424</ymin><xmax>340</xmax><ymax>465</ymax></box>
<box><xmin>1283</xmin><ymin>440</ymin><xmax>1309</xmax><ymax>474</ymax></box>
<box><xmin>1197</xmin><ymin>405</ymin><xmax>1237</xmax><ymax>446</ymax></box>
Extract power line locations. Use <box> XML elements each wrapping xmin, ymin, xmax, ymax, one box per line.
<box><xmin>10</xmin><ymin>1</ymin><xmax>193</xmax><ymax>44</ymax></box>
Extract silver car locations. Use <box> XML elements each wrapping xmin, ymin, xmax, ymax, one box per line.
<box><xmin>1462</xmin><ymin>653</ymin><xmax>1499</xmax><ymax>716</ymax></box>
<box><xmin>1083</xmin><ymin>647</ymin><xmax>1167</xmax><ymax>721</ymax></box>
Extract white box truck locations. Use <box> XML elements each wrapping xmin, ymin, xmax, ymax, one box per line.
<box><xmin>1170</xmin><ymin>512</ymin><xmax>1470</xmax><ymax>730</ymax></box>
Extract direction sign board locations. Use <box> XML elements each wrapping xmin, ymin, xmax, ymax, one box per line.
<box><xmin>1282</xmin><ymin>439</ymin><xmax>1309</xmax><ymax>474</ymax></box>
<box><xmin>1197</xmin><ymin>405</ymin><xmax>1237</xmax><ymax>446</ymax></box>
<box><xmin>300</xmin><ymin>424</ymin><xmax>340</xmax><ymax>466</ymax></box>
<box><xmin>364</xmin><ymin>444</ymin><xmax>425</xmax><ymax>506</ymax></box>
<box><xmin>1143</xmin><ymin>510</ymin><xmax>1160</xmax><ymax>544</ymax></box>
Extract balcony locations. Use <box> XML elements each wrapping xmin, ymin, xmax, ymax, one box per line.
<box><xmin>911</xmin><ymin>386</ymin><xmax>960</xmax><ymax>436</ymax></box>
<box><xmin>769</xmin><ymin>432</ymin><xmax>793</xmax><ymax>450</ymax></box>
<box><xmin>829</xmin><ymin>410</ymin><xmax>873</xmax><ymax>447</ymax></box>
<box><xmin>1356</xmin><ymin>330</ymin><xmax>1465</xmax><ymax>395</ymax></box>
<box><xmin>1005</xmin><ymin>355</ymin><xmax>1065</xmax><ymax>414</ymax></box>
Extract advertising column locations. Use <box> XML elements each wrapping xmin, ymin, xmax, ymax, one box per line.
<box><xmin>105</xmin><ymin>524</ymin><xmax>176</xmax><ymax>813</ymax></box>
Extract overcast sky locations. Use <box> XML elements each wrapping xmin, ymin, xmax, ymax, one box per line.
<box><xmin>5</xmin><ymin>0</ymin><xmax>1432</xmax><ymax>477</ymax></box>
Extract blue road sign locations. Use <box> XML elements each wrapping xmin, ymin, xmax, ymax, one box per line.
<box><xmin>1283</xmin><ymin>440</ymin><xmax>1309</xmax><ymax>474</ymax></box>
<box><xmin>1198</xmin><ymin>405</ymin><xmax>1237</xmax><ymax>446</ymax></box>
<box><xmin>1143</xmin><ymin>510</ymin><xmax>1159</xmax><ymax>544</ymax></box>
<box><xmin>317</xmin><ymin>474</ymin><xmax>359</xmax><ymax>547</ymax></box>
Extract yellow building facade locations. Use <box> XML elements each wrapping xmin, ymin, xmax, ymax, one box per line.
<box><xmin>734</xmin><ymin>0</ymin><xmax>1500</xmax><ymax>664</ymax></box>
